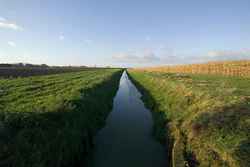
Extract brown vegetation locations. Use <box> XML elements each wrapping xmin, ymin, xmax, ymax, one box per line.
<box><xmin>137</xmin><ymin>60</ymin><xmax>250</xmax><ymax>77</ymax></box>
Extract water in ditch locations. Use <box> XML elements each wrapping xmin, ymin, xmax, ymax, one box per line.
<box><xmin>89</xmin><ymin>71</ymin><xmax>167</xmax><ymax>167</ymax></box>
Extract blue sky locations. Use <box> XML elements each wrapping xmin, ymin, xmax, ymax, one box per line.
<box><xmin>0</xmin><ymin>0</ymin><xmax>250</xmax><ymax>67</ymax></box>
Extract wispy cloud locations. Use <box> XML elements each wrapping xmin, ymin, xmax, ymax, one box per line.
<box><xmin>7</xmin><ymin>41</ymin><xmax>16</xmax><ymax>47</ymax></box>
<box><xmin>206</xmin><ymin>49</ymin><xmax>250</xmax><ymax>60</ymax></box>
<box><xmin>160</xmin><ymin>49</ymin><xmax>250</xmax><ymax>65</ymax></box>
<box><xmin>59</xmin><ymin>35</ymin><xmax>65</xmax><ymax>40</ymax></box>
<box><xmin>112</xmin><ymin>49</ymin><xmax>159</xmax><ymax>63</ymax></box>
<box><xmin>0</xmin><ymin>17</ymin><xmax>23</xmax><ymax>31</ymax></box>
<box><xmin>112</xmin><ymin>48</ymin><xmax>250</xmax><ymax>67</ymax></box>
<box><xmin>113</xmin><ymin>53</ymin><xmax>139</xmax><ymax>62</ymax></box>
<box><xmin>0</xmin><ymin>17</ymin><xmax>6</xmax><ymax>21</ymax></box>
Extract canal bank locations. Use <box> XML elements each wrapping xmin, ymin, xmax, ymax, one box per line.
<box><xmin>89</xmin><ymin>71</ymin><xmax>167</xmax><ymax>167</ymax></box>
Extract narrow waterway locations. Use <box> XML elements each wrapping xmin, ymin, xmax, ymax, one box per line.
<box><xmin>90</xmin><ymin>71</ymin><xmax>167</xmax><ymax>167</ymax></box>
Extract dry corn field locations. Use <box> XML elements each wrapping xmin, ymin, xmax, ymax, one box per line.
<box><xmin>138</xmin><ymin>60</ymin><xmax>250</xmax><ymax>77</ymax></box>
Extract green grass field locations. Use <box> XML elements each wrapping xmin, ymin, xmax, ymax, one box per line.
<box><xmin>0</xmin><ymin>69</ymin><xmax>123</xmax><ymax>167</ymax></box>
<box><xmin>128</xmin><ymin>70</ymin><xmax>250</xmax><ymax>167</ymax></box>
<box><xmin>0</xmin><ymin>66</ymin><xmax>115</xmax><ymax>78</ymax></box>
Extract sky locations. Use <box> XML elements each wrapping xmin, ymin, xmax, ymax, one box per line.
<box><xmin>0</xmin><ymin>0</ymin><xmax>250</xmax><ymax>67</ymax></box>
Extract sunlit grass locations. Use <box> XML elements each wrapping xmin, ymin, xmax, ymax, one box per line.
<box><xmin>0</xmin><ymin>69</ymin><xmax>123</xmax><ymax>167</ymax></box>
<box><xmin>129</xmin><ymin>70</ymin><xmax>250</xmax><ymax>167</ymax></box>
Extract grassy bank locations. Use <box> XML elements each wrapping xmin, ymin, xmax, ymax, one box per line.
<box><xmin>128</xmin><ymin>70</ymin><xmax>250</xmax><ymax>167</ymax></box>
<box><xmin>0</xmin><ymin>69</ymin><xmax>123</xmax><ymax>167</ymax></box>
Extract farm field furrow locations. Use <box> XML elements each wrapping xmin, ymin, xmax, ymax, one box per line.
<box><xmin>128</xmin><ymin>70</ymin><xmax>250</xmax><ymax>167</ymax></box>
<box><xmin>0</xmin><ymin>67</ymin><xmax>99</xmax><ymax>78</ymax></box>
<box><xmin>0</xmin><ymin>70</ymin><xmax>105</xmax><ymax>112</ymax></box>
<box><xmin>0</xmin><ymin>69</ymin><xmax>123</xmax><ymax>167</ymax></box>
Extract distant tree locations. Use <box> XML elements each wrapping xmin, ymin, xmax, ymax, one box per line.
<box><xmin>0</xmin><ymin>64</ymin><xmax>12</xmax><ymax>67</ymax></box>
<box><xmin>41</xmin><ymin>64</ymin><xmax>49</xmax><ymax>68</ymax></box>
<box><xmin>14</xmin><ymin>63</ymin><xmax>24</xmax><ymax>67</ymax></box>
<box><xmin>25</xmin><ymin>63</ymin><xmax>37</xmax><ymax>67</ymax></box>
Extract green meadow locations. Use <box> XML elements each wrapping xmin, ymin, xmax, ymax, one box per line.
<box><xmin>0</xmin><ymin>69</ymin><xmax>123</xmax><ymax>167</ymax></box>
<box><xmin>128</xmin><ymin>70</ymin><xmax>250</xmax><ymax>167</ymax></box>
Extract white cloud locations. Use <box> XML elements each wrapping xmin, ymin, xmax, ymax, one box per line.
<box><xmin>7</xmin><ymin>41</ymin><xmax>16</xmax><ymax>47</ymax></box>
<box><xmin>113</xmin><ymin>53</ymin><xmax>139</xmax><ymax>62</ymax></box>
<box><xmin>59</xmin><ymin>35</ymin><xmax>65</xmax><ymax>40</ymax></box>
<box><xmin>112</xmin><ymin>49</ymin><xmax>159</xmax><ymax>63</ymax></box>
<box><xmin>143</xmin><ymin>50</ymin><xmax>160</xmax><ymax>61</ymax></box>
<box><xmin>206</xmin><ymin>49</ymin><xmax>250</xmax><ymax>60</ymax></box>
<box><xmin>0</xmin><ymin>18</ymin><xmax>23</xmax><ymax>31</ymax></box>
<box><xmin>0</xmin><ymin>17</ymin><xmax>6</xmax><ymax>21</ymax></box>
<box><xmin>161</xmin><ymin>49</ymin><xmax>250</xmax><ymax>65</ymax></box>
<box><xmin>112</xmin><ymin>48</ymin><xmax>250</xmax><ymax>67</ymax></box>
<box><xmin>0</xmin><ymin>51</ymin><xmax>49</xmax><ymax>65</ymax></box>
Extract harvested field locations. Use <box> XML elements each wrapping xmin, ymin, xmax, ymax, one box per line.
<box><xmin>137</xmin><ymin>60</ymin><xmax>250</xmax><ymax>77</ymax></box>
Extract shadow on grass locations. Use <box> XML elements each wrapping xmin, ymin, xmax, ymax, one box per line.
<box><xmin>192</xmin><ymin>102</ymin><xmax>250</xmax><ymax>166</ymax></box>
<box><xmin>0</xmin><ymin>71</ymin><xmax>123</xmax><ymax>167</ymax></box>
<box><xmin>127</xmin><ymin>72</ymin><xmax>173</xmax><ymax>167</ymax></box>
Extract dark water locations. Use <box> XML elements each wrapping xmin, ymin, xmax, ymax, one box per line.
<box><xmin>90</xmin><ymin>71</ymin><xmax>167</xmax><ymax>167</ymax></box>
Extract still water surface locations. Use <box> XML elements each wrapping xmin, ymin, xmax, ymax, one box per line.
<box><xmin>90</xmin><ymin>71</ymin><xmax>167</xmax><ymax>167</ymax></box>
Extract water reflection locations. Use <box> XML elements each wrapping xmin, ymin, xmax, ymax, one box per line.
<box><xmin>90</xmin><ymin>71</ymin><xmax>167</xmax><ymax>167</ymax></box>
